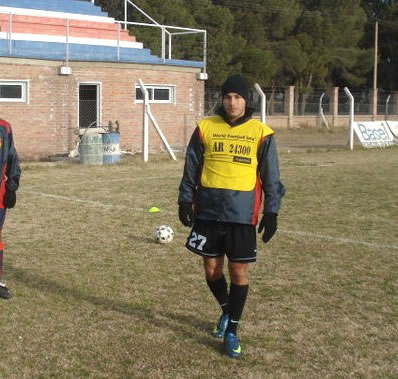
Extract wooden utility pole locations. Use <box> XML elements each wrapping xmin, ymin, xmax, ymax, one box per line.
<box><xmin>372</xmin><ymin>21</ymin><xmax>379</xmax><ymax>120</ymax></box>
<box><xmin>373</xmin><ymin>21</ymin><xmax>378</xmax><ymax>90</ymax></box>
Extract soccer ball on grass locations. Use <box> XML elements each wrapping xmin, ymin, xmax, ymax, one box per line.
<box><xmin>154</xmin><ymin>225</ymin><xmax>174</xmax><ymax>244</ymax></box>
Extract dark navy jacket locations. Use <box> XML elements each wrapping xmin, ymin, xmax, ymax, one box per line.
<box><xmin>178</xmin><ymin>108</ymin><xmax>285</xmax><ymax>225</ymax></box>
<box><xmin>0</xmin><ymin>119</ymin><xmax>21</xmax><ymax>207</ymax></box>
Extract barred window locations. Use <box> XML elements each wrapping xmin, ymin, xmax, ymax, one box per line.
<box><xmin>0</xmin><ymin>81</ymin><xmax>28</xmax><ymax>102</ymax></box>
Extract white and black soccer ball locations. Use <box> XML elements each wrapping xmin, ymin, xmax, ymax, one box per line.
<box><xmin>154</xmin><ymin>225</ymin><xmax>174</xmax><ymax>244</ymax></box>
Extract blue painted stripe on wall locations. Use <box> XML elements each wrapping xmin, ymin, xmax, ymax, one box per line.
<box><xmin>0</xmin><ymin>39</ymin><xmax>204</xmax><ymax>68</ymax></box>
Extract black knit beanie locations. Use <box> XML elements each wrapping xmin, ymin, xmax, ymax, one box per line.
<box><xmin>221</xmin><ymin>75</ymin><xmax>249</xmax><ymax>103</ymax></box>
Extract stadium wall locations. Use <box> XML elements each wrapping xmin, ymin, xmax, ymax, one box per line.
<box><xmin>0</xmin><ymin>57</ymin><xmax>204</xmax><ymax>159</ymax></box>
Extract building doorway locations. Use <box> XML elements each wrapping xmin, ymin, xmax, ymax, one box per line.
<box><xmin>79</xmin><ymin>83</ymin><xmax>100</xmax><ymax>128</ymax></box>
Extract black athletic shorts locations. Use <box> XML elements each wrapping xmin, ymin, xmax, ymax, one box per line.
<box><xmin>185</xmin><ymin>219</ymin><xmax>257</xmax><ymax>263</ymax></box>
<box><xmin>0</xmin><ymin>208</ymin><xmax>6</xmax><ymax>229</ymax></box>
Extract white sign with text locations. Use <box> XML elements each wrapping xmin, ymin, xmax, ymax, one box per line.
<box><xmin>353</xmin><ymin>121</ymin><xmax>395</xmax><ymax>148</ymax></box>
<box><xmin>386</xmin><ymin>121</ymin><xmax>398</xmax><ymax>143</ymax></box>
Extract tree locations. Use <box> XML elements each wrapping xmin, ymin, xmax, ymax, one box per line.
<box><xmin>322</xmin><ymin>0</ymin><xmax>373</xmax><ymax>88</ymax></box>
<box><xmin>95</xmin><ymin>0</ymin><xmax>125</xmax><ymax>19</ymax></box>
<box><xmin>93</xmin><ymin>0</ymin><xmax>382</xmax><ymax>92</ymax></box>
<box><xmin>263</xmin><ymin>0</ymin><xmax>301</xmax><ymax>41</ymax></box>
<box><xmin>187</xmin><ymin>0</ymin><xmax>241</xmax><ymax>86</ymax></box>
<box><xmin>226</xmin><ymin>0</ymin><xmax>299</xmax><ymax>87</ymax></box>
<box><xmin>272</xmin><ymin>1</ymin><xmax>372</xmax><ymax>90</ymax></box>
<box><xmin>361</xmin><ymin>0</ymin><xmax>398</xmax><ymax>90</ymax></box>
<box><xmin>231</xmin><ymin>47</ymin><xmax>276</xmax><ymax>86</ymax></box>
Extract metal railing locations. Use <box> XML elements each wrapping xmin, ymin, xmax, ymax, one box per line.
<box><xmin>118</xmin><ymin>0</ymin><xmax>207</xmax><ymax>71</ymax></box>
<box><xmin>0</xmin><ymin>2</ymin><xmax>207</xmax><ymax>69</ymax></box>
<box><xmin>0</xmin><ymin>10</ymin><xmax>120</xmax><ymax>62</ymax></box>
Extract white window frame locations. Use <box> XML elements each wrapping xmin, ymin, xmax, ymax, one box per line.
<box><xmin>135</xmin><ymin>84</ymin><xmax>176</xmax><ymax>104</ymax></box>
<box><xmin>0</xmin><ymin>80</ymin><xmax>29</xmax><ymax>103</ymax></box>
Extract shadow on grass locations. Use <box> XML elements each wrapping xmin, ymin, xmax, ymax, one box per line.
<box><xmin>8</xmin><ymin>264</ymin><xmax>223</xmax><ymax>354</ymax></box>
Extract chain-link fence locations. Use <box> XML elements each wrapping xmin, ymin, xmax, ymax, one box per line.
<box><xmin>204</xmin><ymin>87</ymin><xmax>398</xmax><ymax>117</ymax></box>
<box><xmin>79</xmin><ymin>100</ymin><xmax>97</xmax><ymax>129</ymax></box>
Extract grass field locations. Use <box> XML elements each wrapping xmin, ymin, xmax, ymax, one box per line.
<box><xmin>1</xmin><ymin>128</ymin><xmax>397</xmax><ymax>378</ymax></box>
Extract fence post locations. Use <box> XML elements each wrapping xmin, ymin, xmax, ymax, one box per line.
<box><xmin>254</xmin><ymin>83</ymin><xmax>266</xmax><ymax>124</ymax></box>
<box><xmin>370</xmin><ymin>88</ymin><xmax>378</xmax><ymax>121</ymax></box>
<box><xmin>286</xmin><ymin>86</ymin><xmax>295</xmax><ymax>128</ymax></box>
<box><xmin>330</xmin><ymin>87</ymin><xmax>338</xmax><ymax>128</ymax></box>
<box><xmin>394</xmin><ymin>91</ymin><xmax>398</xmax><ymax>115</ymax></box>
<box><xmin>344</xmin><ymin>87</ymin><xmax>355</xmax><ymax>151</ymax></box>
<box><xmin>318</xmin><ymin>93</ymin><xmax>329</xmax><ymax>129</ymax></box>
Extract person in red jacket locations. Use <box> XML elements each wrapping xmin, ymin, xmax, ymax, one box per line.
<box><xmin>0</xmin><ymin>119</ymin><xmax>21</xmax><ymax>300</ymax></box>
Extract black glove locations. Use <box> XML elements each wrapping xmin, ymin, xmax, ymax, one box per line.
<box><xmin>258</xmin><ymin>213</ymin><xmax>277</xmax><ymax>243</ymax></box>
<box><xmin>3</xmin><ymin>189</ymin><xmax>16</xmax><ymax>209</ymax></box>
<box><xmin>178</xmin><ymin>202</ymin><xmax>195</xmax><ymax>227</ymax></box>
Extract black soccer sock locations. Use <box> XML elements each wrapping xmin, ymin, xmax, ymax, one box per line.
<box><xmin>206</xmin><ymin>275</ymin><xmax>229</xmax><ymax>314</ymax></box>
<box><xmin>226</xmin><ymin>283</ymin><xmax>249</xmax><ymax>335</ymax></box>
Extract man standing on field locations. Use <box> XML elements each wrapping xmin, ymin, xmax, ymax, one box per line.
<box><xmin>178</xmin><ymin>75</ymin><xmax>285</xmax><ymax>358</ymax></box>
<box><xmin>0</xmin><ymin>119</ymin><xmax>21</xmax><ymax>300</ymax></box>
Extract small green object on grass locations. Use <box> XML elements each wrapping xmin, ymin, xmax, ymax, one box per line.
<box><xmin>148</xmin><ymin>206</ymin><xmax>160</xmax><ymax>213</ymax></box>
